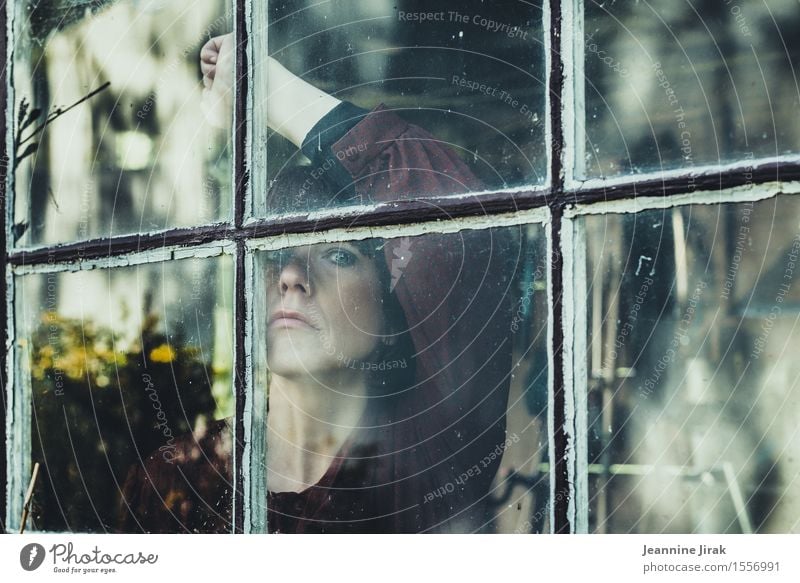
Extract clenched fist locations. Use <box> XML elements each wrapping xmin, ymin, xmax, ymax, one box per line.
<box><xmin>200</xmin><ymin>33</ymin><xmax>234</xmax><ymax>128</ymax></box>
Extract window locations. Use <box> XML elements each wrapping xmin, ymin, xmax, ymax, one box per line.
<box><xmin>3</xmin><ymin>0</ymin><xmax>799</xmax><ymax>534</ymax></box>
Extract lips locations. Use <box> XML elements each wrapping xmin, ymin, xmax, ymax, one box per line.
<box><xmin>268</xmin><ymin>309</ymin><xmax>316</xmax><ymax>330</ymax></box>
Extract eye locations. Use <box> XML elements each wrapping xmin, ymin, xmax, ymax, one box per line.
<box><xmin>324</xmin><ymin>248</ymin><xmax>357</xmax><ymax>267</ymax></box>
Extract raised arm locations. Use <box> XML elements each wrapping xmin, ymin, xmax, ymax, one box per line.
<box><xmin>201</xmin><ymin>33</ymin><xmax>339</xmax><ymax>143</ymax></box>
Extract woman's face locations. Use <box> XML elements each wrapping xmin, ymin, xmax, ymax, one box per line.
<box><xmin>265</xmin><ymin>242</ymin><xmax>386</xmax><ymax>380</ymax></box>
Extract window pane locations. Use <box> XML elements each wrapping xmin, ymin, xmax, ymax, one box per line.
<box><xmin>252</xmin><ymin>224</ymin><xmax>549</xmax><ymax>532</ymax></box>
<box><xmin>12</xmin><ymin>0</ymin><xmax>233</xmax><ymax>247</ymax></box>
<box><xmin>15</xmin><ymin>255</ymin><xmax>234</xmax><ymax>533</ymax></box>
<box><xmin>253</xmin><ymin>0</ymin><xmax>546</xmax><ymax>217</ymax></box>
<box><xmin>581</xmin><ymin>194</ymin><xmax>800</xmax><ymax>533</ymax></box>
<box><xmin>582</xmin><ymin>1</ymin><xmax>800</xmax><ymax>178</ymax></box>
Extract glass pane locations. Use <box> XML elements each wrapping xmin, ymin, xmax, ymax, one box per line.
<box><xmin>582</xmin><ymin>194</ymin><xmax>800</xmax><ymax>533</ymax></box>
<box><xmin>582</xmin><ymin>1</ymin><xmax>800</xmax><ymax>178</ymax></box>
<box><xmin>15</xmin><ymin>255</ymin><xmax>234</xmax><ymax>533</ymax></box>
<box><xmin>12</xmin><ymin>0</ymin><xmax>233</xmax><ymax>247</ymax></box>
<box><xmin>252</xmin><ymin>0</ymin><xmax>546</xmax><ymax>217</ymax></box>
<box><xmin>252</xmin><ymin>224</ymin><xmax>549</xmax><ymax>532</ymax></box>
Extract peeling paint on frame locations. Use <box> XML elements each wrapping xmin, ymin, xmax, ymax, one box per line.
<box><xmin>12</xmin><ymin>242</ymin><xmax>236</xmax><ymax>276</ymax></box>
<box><xmin>246</xmin><ymin>208</ymin><xmax>549</xmax><ymax>253</ymax></box>
<box><xmin>565</xmin><ymin>180</ymin><xmax>800</xmax><ymax>218</ymax></box>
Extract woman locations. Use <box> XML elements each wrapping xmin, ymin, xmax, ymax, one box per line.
<box><xmin>119</xmin><ymin>34</ymin><xmax>517</xmax><ymax>533</ymax></box>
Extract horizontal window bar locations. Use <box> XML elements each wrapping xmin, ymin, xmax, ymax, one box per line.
<box><xmin>10</xmin><ymin>158</ymin><xmax>800</xmax><ymax>268</ymax></box>
<box><xmin>9</xmin><ymin>191</ymin><xmax>550</xmax><ymax>266</ymax></box>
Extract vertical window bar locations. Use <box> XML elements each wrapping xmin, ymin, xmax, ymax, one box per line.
<box><xmin>232</xmin><ymin>0</ymin><xmax>250</xmax><ymax>533</ymax></box>
<box><xmin>561</xmin><ymin>214</ymin><xmax>587</xmax><ymax>532</ymax></box>
<box><xmin>235</xmin><ymin>0</ymin><xmax>250</xmax><ymax>231</ymax></box>
<box><xmin>547</xmin><ymin>0</ymin><xmax>571</xmax><ymax>534</ymax></box>
<box><xmin>0</xmin><ymin>0</ymin><xmax>8</xmax><ymax>531</ymax></box>
<box><xmin>548</xmin><ymin>0</ymin><xmax>566</xmax><ymax>192</ymax></box>
<box><xmin>242</xmin><ymin>244</ymin><xmax>266</xmax><ymax>533</ymax></box>
<box><xmin>548</xmin><ymin>206</ymin><xmax>570</xmax><ymax>534</ymax></box>
<box><xmin>233</xmin><ymin>241</ymin><xmax>247</xmax><ymax>533</ymax></box>
<box><xmin>560</xmin><ymin>0</ymin><xmax>587</xmax><ymax>534</ymax></box>
<box><xmin>245</xmin><ymin>0</ymin><xmax>267</xmax><ymax>532</ymax></box>
<box><xmin>6</xmin><ymin>263</ymin><xmax>28</xmax><ymax>534</ymax></box>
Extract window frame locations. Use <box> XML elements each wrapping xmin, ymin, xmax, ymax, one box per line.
<box><xmin>3</xmin><ymin>0</ymin><xmax>800</xmax><ymax>534</ymax></box>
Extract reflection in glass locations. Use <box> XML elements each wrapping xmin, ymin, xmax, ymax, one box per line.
<box><xmin>582</xmin><ymin>1</ymin><xmax>800</xmax><ymax>178</ymax></box>
<box><xmin>582</xmin><ymin>195</ymin><xmax>800</xmax><ymax>533</ymax></box>
<box><xmin>254</xmin><ymin>0</ymin><xmax>546</xmax><ymax>217</ymax></box>
<box><xmin>12</xmin><ymin>0</ymin><xmax>232</xmax><ymax>247</ymax></box>
<box><xmin>253</xmin><ymin>224</ymin><xmax>549</xmax><ymax>532</ymax></box>
<box><xmin>15</xmin><ymin>255</ymin><xmax>234</xmax><ymax>532</ymax></box>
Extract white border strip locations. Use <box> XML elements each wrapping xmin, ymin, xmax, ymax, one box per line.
<box><xmin>565</xmin><ymin>180</ymin><xmax>800</xmax><ymax>218</ymax></box>
<box><xmin>571</xmin><ymin>154</ymin><xmax>800</xmax><ymax>191</ymax></box>
<box><xmin>559</xmin><ymin>215</ymin><xmax>578</xmax><ymax>533</ymax></box>
<box><xmin>12</xmin><ymin>242</ymin><xmax>237</xmax><ymax>276</ymax></box>
<box><xmin>246</xmin><ymin>207</ymin><xmax>549</xmax><ymax>252</ymax></box>
<box><xmin>242</xmin><ymin>248</ymin><xmax>267</xmax><ymax>533</ymax></box>
<box><xmin>568</xmin><ymin>216</ymin><xmax>589</xmax><ymax>533</ymax></box>
<box><xmin>542</xmin><ymin>0</ymin><xmax>554</xmax><ymax>187</ymax></box>
<box><xmin>562</xmin><ymin>0</ymin><xmax>583</xmax><ymax>185</ymax></box>
<box><xmin>4</xmin><ymin>260</ymin><xmax>24</xmax><ymax>532</ymax></box>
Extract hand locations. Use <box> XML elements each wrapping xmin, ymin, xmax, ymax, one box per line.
<box><xmin>200</xmin><ymin>33</ymin><xmax>234</xmax><ymax>128</ymax></box>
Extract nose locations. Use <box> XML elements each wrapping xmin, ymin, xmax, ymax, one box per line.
<box><xmin>278</xmin><ymin>261</ymin><xmax>311</xmax><ymax>296</ymax></box>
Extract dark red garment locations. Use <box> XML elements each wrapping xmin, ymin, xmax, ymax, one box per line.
<box><xmin>119</xmin><ymin>104</ymin><xmax>515</xmax><ymax>533</ymax></box>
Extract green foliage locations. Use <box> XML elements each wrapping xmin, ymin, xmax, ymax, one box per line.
<box><xmin>29</xmin><ymin>311</ymin><xmax>218</xmax><ymax>532</ymax></box>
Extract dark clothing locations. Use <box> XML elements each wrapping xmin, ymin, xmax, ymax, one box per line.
<box><xmin>119</xmin><ymin>103</ymin><xmax>514</xmax><ymax>533</ymax></box>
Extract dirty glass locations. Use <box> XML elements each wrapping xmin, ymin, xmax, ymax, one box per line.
<box><xmin>582</xmin><ymin>194</ymin><xmax>800</xmax><ymax>533</ymax></box>
<box><xmin>15</xmin><ymin>255</ymin><xmax>234</xmax><ymax>533</ymax></box>
<box><xmin>254</xmin><ymin>0</ymin><xmax>546</xmax><ymax>217</ymax></box>
<box><xmin>11</xmin><ymin>0</ymin><xmax>233</xmax><ymax>248</ymax></box>
<box><xmin>251</xmin><ymin>224</ymin><xmax>550</xmax><ymax>532</ymax></box>
<box><xmin>582</xmin><ymin>0</ymin><xmax>800</xmax><ymax>179</ymax></box>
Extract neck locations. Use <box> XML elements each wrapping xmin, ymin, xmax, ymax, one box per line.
<box><xmin>266</xmin><ymin>370</ymin><xmax>368</xmax><ymax>493</ymax></box>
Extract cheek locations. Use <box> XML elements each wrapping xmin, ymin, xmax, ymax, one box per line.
<box><xmin>331</xmin><ymin>277</ymin><xmax>385</xmax><ymax>344</ymax></box>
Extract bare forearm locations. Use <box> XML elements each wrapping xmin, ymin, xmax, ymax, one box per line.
<box><xmin>266</xmin><ymin>57</ymin><xmax>341</xmax><ymax>148</ymax></box>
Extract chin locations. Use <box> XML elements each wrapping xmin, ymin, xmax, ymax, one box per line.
<box><xmin>266</xmin><ymin>342</ymin><xmax>333</xmax><ymax>378</ymax></box>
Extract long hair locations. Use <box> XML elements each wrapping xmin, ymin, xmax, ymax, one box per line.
<box><xmin>265</xmin><ymin>166</ymin><xmax>511</xmax><ymax>533</ymax></box>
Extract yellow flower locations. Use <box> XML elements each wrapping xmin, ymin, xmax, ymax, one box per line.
<box><xmin>149</xmin><ymin>344</ymin><xmax>176</xmax><ymax>363</ymax></box>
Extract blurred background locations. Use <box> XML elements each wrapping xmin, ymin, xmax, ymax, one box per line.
<box><xmin>12</xmin><ymin>0</ymin><xmax>233</xmax><ymax>248</ymax></box>
<box><xmin>582</xmin><ymin>0</ymin><xmax>800</xmax><ymax>177</ymax></box>
<box><xmin>16</xmin><ymin>255</ymin><xmax>234</xmax><ymax>532</ymax></box>
<box><xmin>584</xmin><ymin>195</ymin><xmax>800</xmax><ymax>533</ymax></box>
<box><xmin>256</xmin><ymin>0</ymin><xmax>547</xmax><ymax>215</ymax></box>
